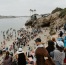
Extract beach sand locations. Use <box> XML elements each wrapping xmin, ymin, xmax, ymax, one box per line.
<box><xmin>0</xmin><ymin>27</ymin><xmax>59</xmax><ymax>65</ymax></box>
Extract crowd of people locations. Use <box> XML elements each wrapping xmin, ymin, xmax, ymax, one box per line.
<box><xmin>0</xmin><ymin>27</ymin><xmax>42</xmax><ymax>54</ymax></box>
<box><xmin>0</xmin><ymin>27</ymin><xmax>42</xmax><ymax>65</ymax></box>
<box><xmin>1</xmin><ymin>26</ymin><xmax>66</xmax><ymax>65</ymax></box>
<box><xmin>12</xmin><ymin>27</ymin><xmax>42</xmax><ymax>53</ymax></box>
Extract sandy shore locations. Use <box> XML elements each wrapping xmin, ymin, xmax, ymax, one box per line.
<box><xmin>1</xmin><ymin>27</ymin><xmax>58</xmax><ymax>53</ymax></box>
<box><xmin>0</xmin><ymin>27</ymin><xmax>59</xmax><ymax>65</ymax></box>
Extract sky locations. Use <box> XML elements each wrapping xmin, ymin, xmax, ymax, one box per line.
<box><xmin>0</xmin><ymin>0</ymin><xmax>66</xmax><ymax>16</ymax></box>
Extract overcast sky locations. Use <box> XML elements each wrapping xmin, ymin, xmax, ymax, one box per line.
<box><xmin>0</xmin><ymin>0</ymin><xmax>66</xmax><ymax>16</ymax></box>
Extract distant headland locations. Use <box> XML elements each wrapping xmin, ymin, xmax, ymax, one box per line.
<box><xmin>0</xmin><ymin>15</ymin><xmax>30</xmax><ymax>19</ymax></box>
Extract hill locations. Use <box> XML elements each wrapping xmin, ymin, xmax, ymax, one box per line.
<box><xmin>25</xmin><ymin>7</ymin><xmax>66</xmax><ymax>27</ymax></box>
<box><xmin>25</xmin><ymin>7</ymin><xmax>66</xmax><ymax>35</ymax></box>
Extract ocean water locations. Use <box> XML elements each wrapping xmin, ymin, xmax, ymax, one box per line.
<box><xmin>0</xmin><ymin>17</ymin><xmax>29</xmax><ymax>43</ymax></box>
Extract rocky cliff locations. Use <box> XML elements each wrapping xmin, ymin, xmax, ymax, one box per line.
<box><xmin>25</xmin><ymin>8</ymin><xmax>66</xmax><ymax>35</ymax></box>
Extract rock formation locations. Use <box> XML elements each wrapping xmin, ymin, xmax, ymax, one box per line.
<box><xmin>25</xmin><ymin>7</ymin><xmax>66</xmax><ymax>35</ymax></box>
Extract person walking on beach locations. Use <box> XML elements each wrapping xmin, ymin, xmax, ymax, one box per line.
<box><xmin>34</xmin><ymin>38</ymin><xmax>55</xmax><ymax>65</ymax></box>
<box><xmin>46</xmin><ymin>40</ymin><xmax>55</xmax><ymax>55</ymax></box>
<box><xmin>14</xmin><ymin>48</ymin><xmax>28</xmax><ymax>65</ymax></box>
<box><xmin>2</xmin><ymin>51</ymin><xmax>12</xmax><ymax>65</ymax></box>
<box><xmin>59</xmin><ymin>31</ymin><xmax>63</xmax><ymax>37</ymax></box>
<box><xmin>50</xmin><ymin>41</ymin><xmax>65</xmax><ymax>65</ymax></box>
<box><xmin>52</xmin><ymin>37</ymin><xmax>57</xmax><ymax>49</ymax></box>
<box><xmin>63</xmin><ymin>33</ymin><xmax>66</xmax><ymax>48</ymax></box>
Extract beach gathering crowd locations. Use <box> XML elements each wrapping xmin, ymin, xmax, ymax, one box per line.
<box><xmin>0</xmin><ymin>25</ymin><xmax>66</xmax><ymax>65</ymax></box>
